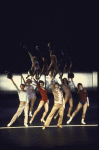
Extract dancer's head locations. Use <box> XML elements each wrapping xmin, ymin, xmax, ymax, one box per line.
<box><xmin>62</xmin><ymin>78</ymin><xmax>68</xmax><ymax>85</ymax></box>
<box><xmin>77</xmin><ymin>83</ymin><xmax>83</xmax><ymax>89</ymax></box>
<box><xmin>54</xmin><ymin>82</ymin><xmax>59</xmax><ymax>89</ymax></box>
<box><xmin>39</xmin><ymin>80</ymin><xmax>44</xmax><ymax>88</ymax></box>
<box><xmin>26</xmin><ymin>79</ymin><xmax>32</xmax><ymax>85</ymax></box>
<box><xmin>20</xmin><ymin>84</ymin><xmax>25</xmax><ymax>91</ymax></box>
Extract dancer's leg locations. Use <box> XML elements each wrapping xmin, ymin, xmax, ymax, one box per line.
<box><xmin>29</xmin><ymin>101</ymin><xmax>44</xmax><ymax>123</ymax></box>
<box><xmin>41</xmin><ymin>102</ymin><xmax>49</xmax><ymax>122</ymax></box>
<box><xmin>57</xmin><ymin>106</ymin><xmax>64</xmax><ymax>127</ymax></box>
<box><xmin>67</xmin><ymin>97</ymin><xmax>73</xmax><ymax>117</ymax></box>
<box><xmin>30</xmin><ymin>95</ymin><xmax>36</xmax><ymax>112</ymax></box>
<box><xmin>81</xmin><ymin>102</ymin><xmax>88</xmax><ymax>124</ymax></box>
<box><xmin>7</xmin><ymin>103</ymin><xmax>26</xmax><ymax>127</ymax></box>
<box><xmin>42</xmin><ymin>104</ymin><xmax>59</xmax><ymax>129</ymax></box>
<box><xmin>24</xmin><ymin>103</ymin><xmax>28</xmax><ymax>127</ymax></box>
<box><xmin>54</xmin><ymin>110</ymin><xmax>59</xmax><ymax>119</ymax></box>
<box><xmin>67</xmin><ymin>102</ymin><xmax>82</xmax><ymax>124</ymax></box>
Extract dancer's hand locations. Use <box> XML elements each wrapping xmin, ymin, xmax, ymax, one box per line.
<box><xmin>36</xmin><ymin>46</ymin><xmax>39</xmax><ymax>50</ymax></box>
<box><xmin>48</xmin><ymin>43</ymin><xmax>50</xmax><ymax>47</ymax></box>
<box><xmin>87</xmin><ymin>103</ymin><xmax>89</xmax><ymax>107</ymax></box>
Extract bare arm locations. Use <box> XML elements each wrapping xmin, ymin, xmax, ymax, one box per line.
<box><xmin>21</xmin><ymin>74</ymin><xmax>26</xmax><ymax>85</ymax></box>
<box><xmin>71</xmin><ymin>78</ymin><xmax>78</xmax><ymax>93</ymax></box>
<box><xmin>11</xmin><ymin>78</ymin><xmax>19</xmax><ymax>92</ymax></box>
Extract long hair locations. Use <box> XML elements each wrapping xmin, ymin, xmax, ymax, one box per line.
<box><xmin>62</xmin><ymin>78</ymin><xmax>69</xmax><ymax>85</ymax></box>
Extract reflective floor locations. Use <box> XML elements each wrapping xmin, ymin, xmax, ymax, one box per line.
<box><xmin>0</xmin><ymin>92</ymin><xmax>98</xmax><ymax>149</ymax></box>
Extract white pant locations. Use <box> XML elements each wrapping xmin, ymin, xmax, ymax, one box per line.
<box><xmin>9</xmin><ymin>103</ymin><xmax>28</xmax><ymax>125</ymax></box>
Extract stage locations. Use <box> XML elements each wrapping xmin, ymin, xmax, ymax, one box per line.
<box><xmin>0</xmin><ymin>92</ymin><xmax>98</xmax><ymax>149</ymax></box>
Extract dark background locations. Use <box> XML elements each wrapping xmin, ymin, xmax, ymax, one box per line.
<box><xmin>1</xmin><ymin>1</ymin><xmax>98</xmax><ymax>74</ymax></box>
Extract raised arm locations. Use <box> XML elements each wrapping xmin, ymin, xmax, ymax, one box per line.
<box><xmin>31</xmin><ymin>76</ymin><xmax>40</xmax><ymax>91</ymax></box>
<box><xmin>71</xmin><ymin>78</ymin><xmax>78</xmax><ymax>93</ymax></box>
<box><xmin>11</xmin><ymin>78</ymin><xmax>20</xmax><ymax>92</ymax></box>
<box><xmin>21</xmin><ymin>74</ymin><xmax>26</xmax><ymax>86</ymax></box>
<box><xmin>50</xmin><ymin>76</ymin><xmax>54</xmax><ymax>94</ymax></box>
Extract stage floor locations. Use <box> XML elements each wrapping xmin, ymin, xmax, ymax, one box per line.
<box><xmin>0</xmin><ymin>93</ymin><xmax>98</xmax><ymax>149</ymax></box>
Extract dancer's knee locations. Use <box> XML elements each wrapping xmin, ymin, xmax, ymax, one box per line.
<box><xmin>70</xmin><ymin>104</ymin><xmax>73</xmax><ymax>108</ymax></box>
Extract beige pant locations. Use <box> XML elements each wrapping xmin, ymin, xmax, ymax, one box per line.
<box><xmin>44</xmin><ymin>103</ymin><xmax>64</xmax><ymax>127</ymax></box>
<box><xmin>9</xmin><ymin>103</ymin><xmax>28</xmax><ymax>126</ymax></box>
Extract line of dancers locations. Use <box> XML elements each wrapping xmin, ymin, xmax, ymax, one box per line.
<box><xmin>7</xmin><ymin>43</ymin><xmax>89</xmax><ymax>129</ymax></box>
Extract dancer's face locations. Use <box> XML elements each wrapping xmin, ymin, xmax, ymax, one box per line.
<box><xmin>78</xmin><ymin>85</ymin><xmax>82</xmax><ymax>89</ymax></box>
<box><xmin>27</xmin><ymin>82</ymin><xmax>30</xmax><ymax>86</ymax></box>
<box><xmin>20</xmin><ymin>85</ymin><xmax>25</xmax><ymax>91</ymax></box>
<box><xmin>64</xmin><ymin>79</ymin><xmax>67</xmax><ymax>85</ymax></box>
<box><xmin>40</xmin><ymin>83</ymin><xmax>43</xmax><ymax>88</ymax></box>
<box><xmin>55</xmin><ymin>84</ymin><xmax>59</xmax><ymax>89</ymax></box>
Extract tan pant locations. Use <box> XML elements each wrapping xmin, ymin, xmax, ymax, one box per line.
<box><xmin>9</xmin><ymin>103</ymin><xmax>28</xmax><ymax>126</ymax></box>
<box><xmin>44</xmin><ymin>103</ymin><xmax>64</xmax><ymax>127</ymax></box>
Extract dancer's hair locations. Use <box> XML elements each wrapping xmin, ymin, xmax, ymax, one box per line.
<box><xmin>77</xmin><ymin>83</ymin><xmax>83</xmax><ymax>88</ymax></box>
<box><xmin>20</xmin><ymin>84</ymin><xmax>25</xmax><ymax>88</ymax></box>
<box><xmin>54</xmin><ymin>82</ymin><xmax>59</xmax><ymax>87</ymax></box>
<box><xmin>62</xmin><ymin>78</ymin><xmax>69</xmax><ymax>85</ymax></box>
<box><xmin>39</xmin><ymin>80</ymin><xmax>44</xmax><ymax>85</ymax></box>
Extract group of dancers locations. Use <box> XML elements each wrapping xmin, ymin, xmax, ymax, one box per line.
<box><xmin>7</xmin><ymin>43</ymin><xmax>89</xmax><ymax>129</ymax></box>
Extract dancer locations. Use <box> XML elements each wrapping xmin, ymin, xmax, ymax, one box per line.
<box><xmin>29</xmin><ymin>76</ymin><xmax>49</xmax><ymax>124</ymax></box>
<box><xmin>47</xmin><ymin>43</ymin><xmax>58</xmax><ymax>78</ymax></box>
<box><xmin>63</xmin><ymin>52</ymin><xmax>72</xmax><ymax>74</ymax></box>
<box><xmin>21</xmin><ymin>75</ymin><xmax>36</xmax><ymax>117</ymax></box>
<box><xmin>36</xmin><ymin>46</ymin><xmax>48</xmax><ymax>76</ymax></box>
<box><xmin>67</xmin><ymin>78</ymin><xmax>89</xmax><ymax>125</ymax></box>
<box><xmin>54</xmin><ymin>76</ymin><xmax>73</xmax><ymax>119</ymax></box>
<box><xmin>27</xmin><ymin>51</ymin><xmax>40</xmax><ymax>79</ymax></box>
<box><xmin>7</xmin><ymin>76</ymin><xmax>29</xmax><ymax>127</ymax></box>
<box><xmin>42</xmin><ymin>76</ymin><xmax>65</xmax><ymax>129</ymax></box>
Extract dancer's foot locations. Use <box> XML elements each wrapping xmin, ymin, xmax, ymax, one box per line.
<box><xmin>29</xmin><ymin>120</ymin><xmax>32</xmax><ymax>124</ymax></box>
<box><xmin>40</xmin><ymin>119</ymin><xmax>45</xmax><ymax>123</ymax></box>
<box><xmin>57</xmin><ymin>125</ymin><xmax>62</xmax><ymax>128</ymax></box>
<box><xmin>24</xmin><ymin>124</ymin><xmax>28</xmax><ymax>127</ymax></box>
<box><xmin>81</xmin><ymin>119</ymin><xmax>86</xmax><ymax>124</ymax></box>
<box><xmin>67</xmin><ymin>114</ymin><xmax>71</xmax><ymax>117</ymax></box>
<box><xmin>29</xmin><ymin>112</ymin><xmax>32</xmax><ymax>117</ymax></box>
<box><xmin>42</xmin><ymin>126</ymin><xmax>46</xmax><ymax>130</ymax></box>
<box><xmin>7</xmin><ymin>123</ymin><xmax>11</xmax><ymax>127</ymax></box>
<box><xmin>66</xmin><ymin>117</ymin><xmax>73</xmax><ymax>124</ymax></box>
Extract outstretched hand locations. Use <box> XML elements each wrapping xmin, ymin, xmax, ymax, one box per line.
<box><xmin>48</xmin><ymin>43</ymin><xmax>50</xmax><ymax>47</ymax></box>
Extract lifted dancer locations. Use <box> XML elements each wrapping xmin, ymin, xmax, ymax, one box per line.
<box><xmin>47</xmin><ymin>43</ymin><xmax>58</xmax><ymax>78</ymax></box>
<box><xmin>67</xmin><ymin>78</ymin><xmax>89</xmax><ymax>125</ymax></box>
<box><xmin>7</xmin><ymin>76</ymin><xmax>29</xmax><ymax>127</ymax></box>
<box><xmin>29</xmin><ymin>76</ymin><xmax>49</xmax><ymax>124</ymax></box>
<box><xmin>21</xmin><ymin>75</ymin><xmax>36</xmax><ymax>117</ymax></box>
<box><xmin>36</xmin><ymin>46</ymin><xmax>48</xmax><ymax>76</ymax></box>
<box><xmin>27</xmin><ymin>51</ymin><xmax>40</xmax><ymax>79</ymax></box>
<box><xmin>42</xmin><ymin>76</ymin><xmax>65</xmax><ymax>129</ymax></box>
<box><xmin>54</xmin><ymin>76</ymin><xmax>73</xmax><ymax>119</ymax></box>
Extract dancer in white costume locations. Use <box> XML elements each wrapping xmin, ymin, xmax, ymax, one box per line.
<box><xmin>21</xmin><ymin>75</ymin><xmax>36</xmax><ymax>117</ymax></box>
<box><xmin>7</xmin><ymin>76</ymin><xmax>29</xmax><ymax>127</ymax></box>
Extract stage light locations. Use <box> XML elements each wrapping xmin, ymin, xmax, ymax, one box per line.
<box><xmin>0</xmin><ymin>72</ymin><xmax>98</xmax><ymax>92</ymax></box>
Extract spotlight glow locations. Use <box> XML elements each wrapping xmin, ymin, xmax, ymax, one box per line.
<box><xmin>0</xmin><ymin>72</ymin><xmax>98</xmax><ymax>92</ymax></box>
